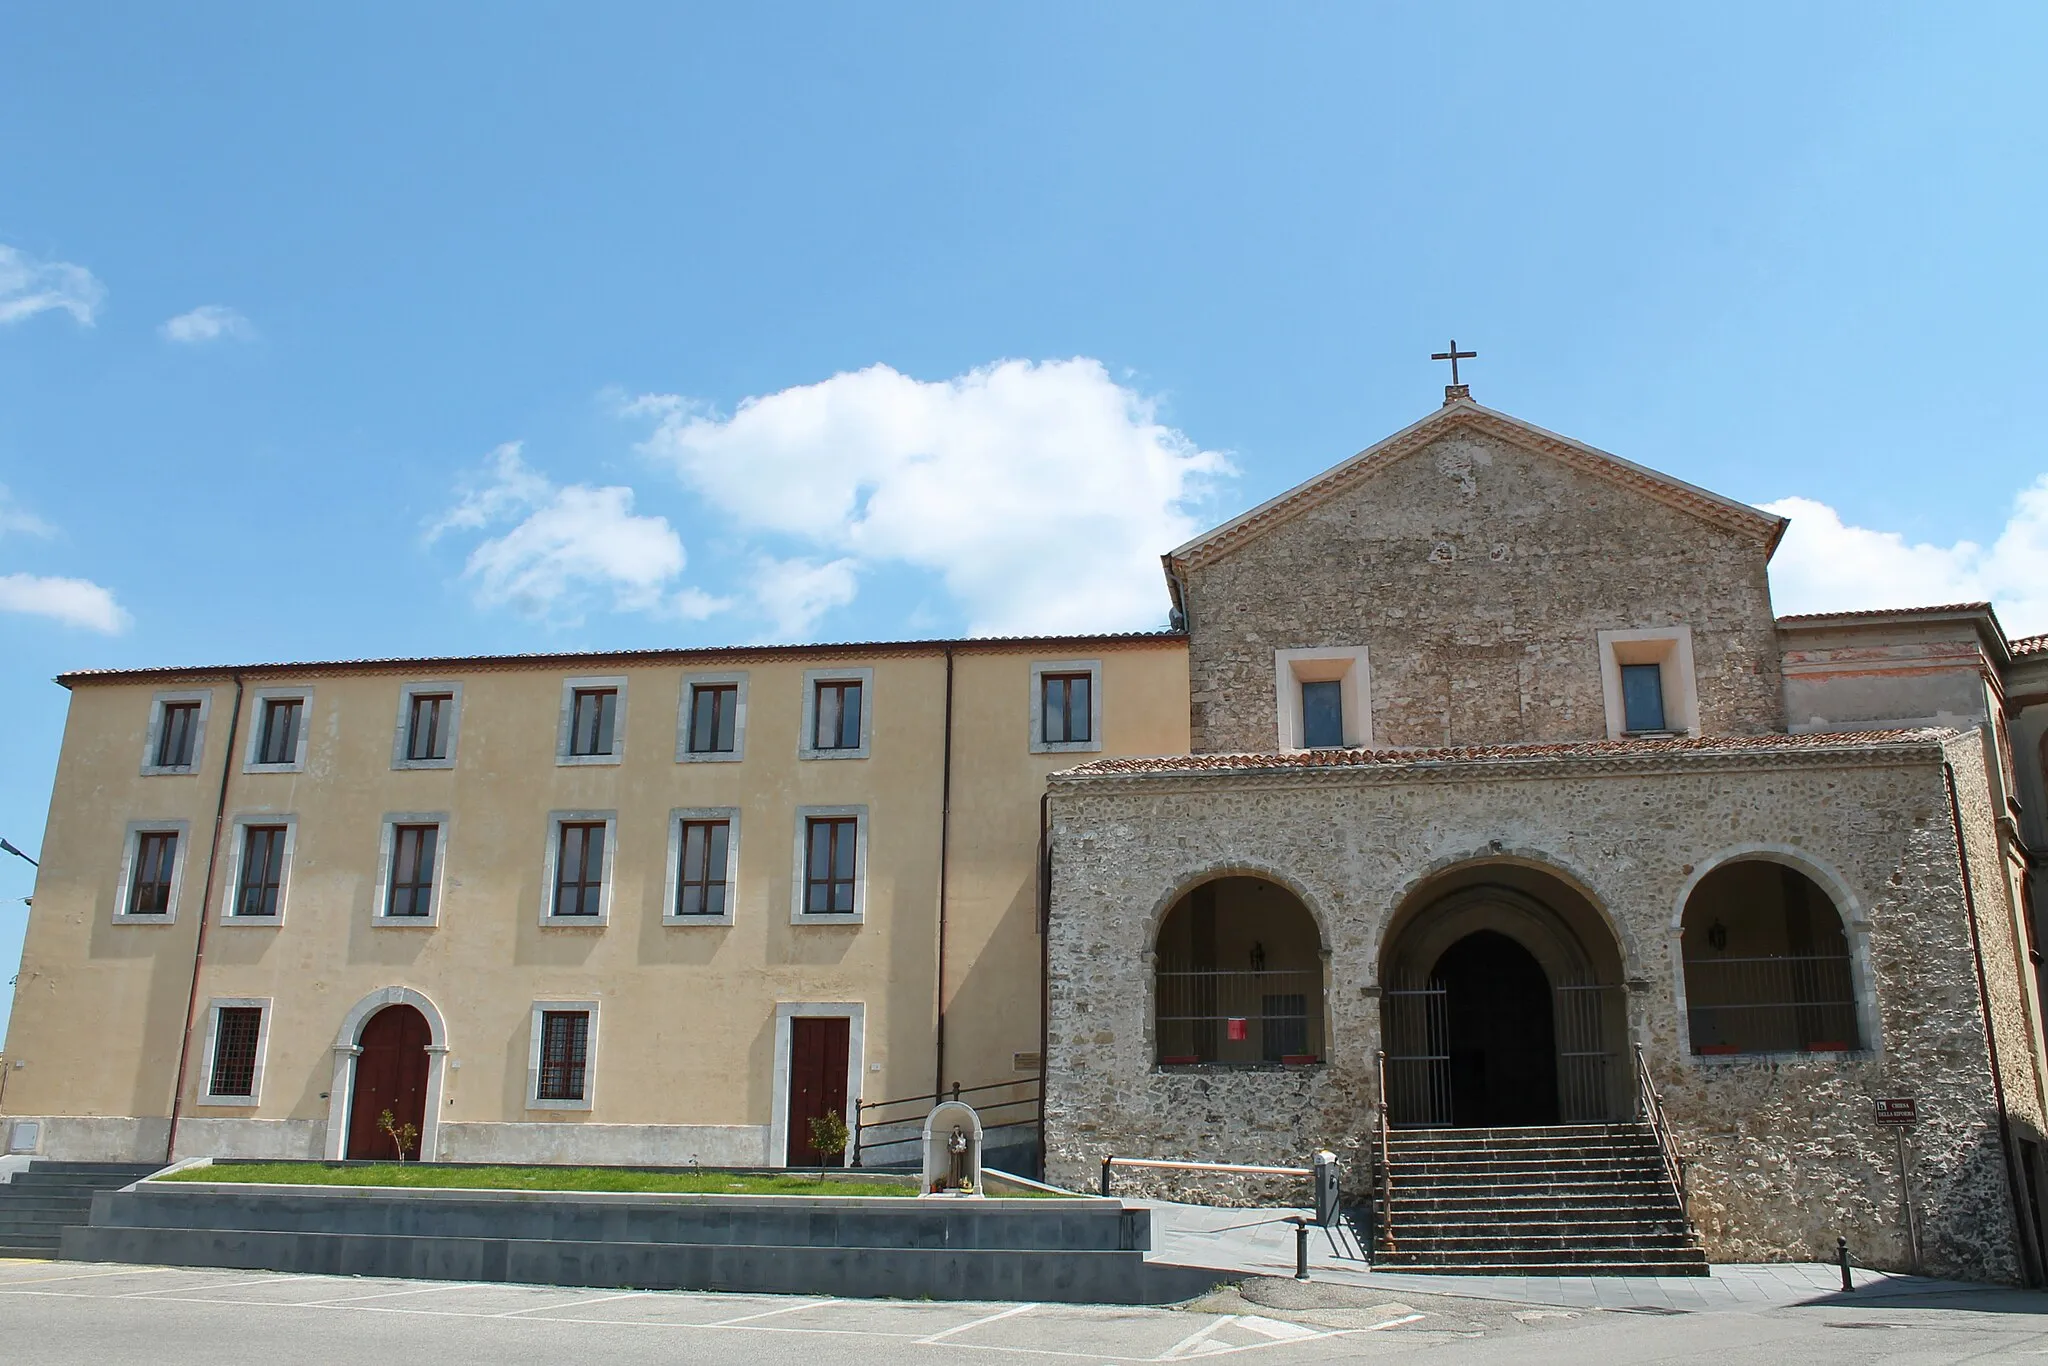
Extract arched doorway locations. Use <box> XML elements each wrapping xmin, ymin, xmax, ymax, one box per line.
<box><xmin>1680</xmin><ymin>857</ymin><xmax>1864</xmax><ymax>1055</ymax></box>
<box><xmin>1153</xmin><ymin>875</ymin><xmax>1325</xmax><ymax>1066</ymax></box>
<box><xmin>1380</xmin><ymin>861</ymin><xmax>1628</xmax><ymax>1127</ymax></box>
<box><xmin>347</xmin><ymin>1005</ymin><xmax>431</xmax><ymax>1159</ymax></box>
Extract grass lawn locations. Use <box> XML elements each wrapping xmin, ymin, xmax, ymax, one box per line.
<box><xmin>157</xmin><ymin>1162</ymin><xmax>919</xmax><ymax>1197</ymax></box>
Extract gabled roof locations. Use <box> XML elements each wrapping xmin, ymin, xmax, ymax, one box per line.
<box><xmin>1164</xmin><ymin>397</ymin><xmax>1788</xmax><ymax>574</ymax></box>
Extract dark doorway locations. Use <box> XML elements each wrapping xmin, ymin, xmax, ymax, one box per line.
<box><xmin>347</xmin><ymin>1005</ymin><xmax>431</xmax><ymax>1159</ymax></box>
<box><xmin>1435</xmin><ymin>931</ymin><xmax>1558</xmax><ymax>1127</ymax></box>
<box><xmin>786</xmin><ymin>1016</ymin><xmax>850</xmax><ymax>1166</ymax></box>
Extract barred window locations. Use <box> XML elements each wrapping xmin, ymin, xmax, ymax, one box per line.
<box><xmin>386</xmin><ymin>824</ymin><xmax>439</xmax><ymax>918</ymax></box>
<box><xmin>804</xmin><ymin>817</ymin><xmax>858</xmax><ymax>914</ymax></box>
<box><xmin>687</xmin><ymin>685</ymin><xmax>738</xmax><ymax>754</ymax></box>
<box><xmin>128</xmin><ymin>831</ymin><xmax>179</xmax><ymax>916</ymax></box>
<box><xmin>676</xmin><ymin>819</ymin><xmax>730</xmax><ymax>916</ymax></box>
<box><xmin>156</xmin><ymin>702</ymin><xmax>201</xmax><ymax>769</ymax></box>
<box><xmin>209</xmin><ymin>1007</ymin><xmax>263</xmax><ymax>1098</ymax></box>
<box><xmin>553</xmin><ymin>822</ymin><xmax>607</xmax><ymax>918</ymax></box>
<box><xmin>233</xmin><ymin>825</ymin><xmax>288</xmax><ymax>918</ymax></box>
<box><xmin>537</xmin><ymin>1010</ymin><xmax>590</xmax><ymax>1101</ymax></box>
<box><xmin>256</xmin><ymin>698</ymin><xmax>303</xmax><ymax>766</ymax></box>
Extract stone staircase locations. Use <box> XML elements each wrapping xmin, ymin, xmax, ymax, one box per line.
<box><xmin>0</xmin><ymin>1161</ymin><xmax>165</xmax><ymax>1259</ymax></box>
<box><xmin>1371</xmin><ymin>1123</ymin><xmax>1707</xmax><ymax>1276</ymax></box>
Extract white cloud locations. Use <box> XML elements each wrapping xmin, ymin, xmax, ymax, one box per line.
<box><xmin>752</xmin><ymin>556</ymin><xmax>860</xmax><ymax>640</ymax></box>
<box><xmin>632</xmin><ymin>359</ymin><xmax>1231</xmax><ymax>636</ymax></box>
<box><xmin>0</xmin><ymin>244</ymin><xmax>104</xmax><ymax>326</ymax></box>
<box><xmin>0</xmin><ymin>573</ymin><xmax>130</xmax><ymax>633</ymax></box>
<box><xmin>160</xmin><ymin>304</ymin><xmax>256</xmax><ymax>344</ymax></box>
<box><xmin>431</xmin><ymin>442</ymin><xmax>714</xmax><ymax>622</ymax></box>
<box><xmin>1764</xmin><ymin>478</ymin><xmax>2048</xmax><ymax>635</ymax></box>
<box><xmin>0</xmin><ymin>486</ymin><xmax>56</xmax><ymax>541</ymax></box>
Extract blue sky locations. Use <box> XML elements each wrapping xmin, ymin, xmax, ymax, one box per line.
<box><xmin>4</xmin><ymin>5</ymin><xmax>2046</xmax><ymax>1038</ymax></box>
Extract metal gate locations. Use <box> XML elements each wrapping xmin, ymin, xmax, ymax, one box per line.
<box><xmin>1554</xmin><ymin>983</ymin><xmax>1623</xmax><ymax>1123</ymax></box>
<box><xmin>1381</xmin><ymin>979</ymin><xmax>1624</xmax><ymax>1127</ymax></box>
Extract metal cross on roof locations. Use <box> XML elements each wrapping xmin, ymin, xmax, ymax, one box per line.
<box><xmin>1430</xmin><ymin>339</ymin><xmax>1477</xmax><ymax>386</ymax></box>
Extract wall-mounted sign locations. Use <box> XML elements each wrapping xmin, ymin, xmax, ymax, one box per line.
<box><xmin>1874</xmin><ymin>1098</ymin><xmax>1918</xmax><ymax>1125</ymax></box>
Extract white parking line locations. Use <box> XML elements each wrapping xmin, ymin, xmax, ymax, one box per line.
<box><xmin>704</xmin><ymin>1297</ymin><xmax>840</xmax><ymax>1326</ymax></box>
<box><xmin>493</xmin><ymin>1290</ymin><xmax>649</xmax><ymax>1318</ymax></box>
<box><xmin>918</xmin><ymin>1302</ymin><xmax>1039</xmax><ymax>1344</ymax></box>
<box><xmin>1158</xmin><ymin>1315</ymin><xmax>1237</xmax><ymax>1359</ymax></box>
<box><xmin>0</xmin><ymin>1266</ymin><xmax>180</xmax><ymax>1288</ymax></box>
<box><xmin>119</xmin><ymin>1273</ymin><xmax>318</xmax><ymax>1298</ymax></box>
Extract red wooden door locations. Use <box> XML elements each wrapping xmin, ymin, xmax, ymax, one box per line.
<box><xmin>785</xmin><ymin>1017</ymin><xmax>850</xmax><ymax>1166</ymax></box>
<box><xmin>347</xmin><ymin>1005</ymin><xmax>431</xmax><ymax>1159</ymax></box>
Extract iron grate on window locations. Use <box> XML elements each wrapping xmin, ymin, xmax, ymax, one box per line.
<box><xmin>538</xmin><ymin>1010</ymin><xmax>589</xmax><ymax>1101</ymax></box>
<box><xmin>209</xmin><ymin>1007</ymin><xmax>262</xmax><ymax>1098</ymax></box>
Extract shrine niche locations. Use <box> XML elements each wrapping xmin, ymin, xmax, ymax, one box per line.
<box><xmin>921</xmin><ymin>1100</ymin><xmax>983</xmax><ymax>1196</ymax></box>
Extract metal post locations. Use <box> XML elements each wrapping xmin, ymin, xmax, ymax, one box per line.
<box><xmin>1100</xmin><ymin>1157</ymin><xmax>1113</xmax><ymax>1198</ymax></box>
<box><xmin>1896</xmin><ymin>1128</ymin><xmax>1920</xmax><ymax>1274</ymax></box>
<box><xmin>1838</xmin><ymin>1236</ymin><xmax>1852</xmax><ymax>1292</ymax></box>
<box><xmin>851</xmin><ymin>1101</ymin><xmax>863</xmax><ymax>1169</ymax></box>
<box><xmin>1293</xmin><ymin>1219</ymin><xmax>1310</xmax><ymax>1280</ymax></box>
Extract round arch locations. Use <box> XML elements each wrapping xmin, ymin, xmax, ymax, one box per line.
<box><xmin>1139</xmin><ymin>862</ymin><xmax>1334</xmax><ymax>957</ymax></box>
<box><xmin>324</xmin><ymin>986</ymin><xmax>451</xmax><ymax>1160</ymax></box>
<box><xmin>1379</xmin><ymin>847</ymin><xmax>1641</xmax><ymax>984</ymax></box>
<box><xmin>1151</xmin><ymin>872</ymin><xmax>1327</xmax><ymax>1068</ymax></box>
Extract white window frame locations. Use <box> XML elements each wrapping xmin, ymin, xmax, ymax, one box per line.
<box><xmin>199</xmin><ymin>996</ymin><xmax>273</xmax><ymax>1106</ymax></box>
<box><xmin>556</xmin><ymin>675</ymin><xmax>628</xmax><ymax>766</ymax></box>
<box><xmin>391</xmin><ymin>681</ymin><xmax>464</xmax><ymax>770</ymax></box>
<box><xmin>665</xmin><ymin>806</ymin><xmax>741</xmax><ymax>926</ymax></box>
<box><xmin>791</xmin><ymin>804</ymin><xmax>869</xmax><ymax>925</ymax></box>
<box><xmin>217</xmin><ymin>812</ymin><xmax>299</xmax><ymax>925</ymax></box>
<box><xmin>244</xmin><ymin>686</ymin><xmax>315</xmax><ymax>774</ymax></box>
<box><xmin>1275</xmin><ymin>646</ymin><xmax>1374</xmax><ymax>751</ymax></box>
<box><xmin>1598</xmin><ymin>625</ymin><xmax>1700</xmax><ymax>739</ymax></box>
<box><xmin>677</xmin><ymin>671</ymin><xmax>749</xmax><ymax>764</ymax></box>
<box><xmin>527</xmin><ymin>998</ymin><xmax>600</xmax><ymax>1111</ymax></box>
<box><xmin>113</xmin><ymin>819</ymin><xmax>192</xmax><ymax>923</ymax></box>
<box><xmin>799</xmin><ymin>666</ymin><xmax>874</xmax><ymax>761</ymax></box>
<box><xmin>768</xmin><ymin>1002</ymin><xmax>865</xmax><ymax>1169</ymax></box>
<box><xmin>373</xmin><ymin>812</ymin><xmax>451</xmax><ymax>927</ymax></box>
<box><xmin>541</xmin><ymin>809</ymin><xmax>618</xmax><ymax>926</ymax></box>
<box><xmin>140</xmin><ymin>689</ymin><xmax>213</xmax><ymax>776</ymax></box>
<box><xmin>1028</xmin><ymin>658</ymin><xmax>1104</xmax><ymax>755</ymax></box>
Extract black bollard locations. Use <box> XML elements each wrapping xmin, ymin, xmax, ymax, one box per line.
<box><xmin>1838</xmin><ymin>1236</ymin><xmax>1852</xmax><ymax>1292</ymax></box>
<box><xmin>1100</xmin><ymin>1157</ymin><xmax>1113</xmax><ymax>1198</ymax></box>
<box><xmin>1294</xmin><ymin>1218</ymin><xmax>1311</xmax><ymax>1281</ymax></box>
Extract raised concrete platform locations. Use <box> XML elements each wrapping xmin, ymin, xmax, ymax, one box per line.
<box><xmin>62</xmin><ymin>1175</ymin><xmax>1235</xmax><ymax>1304</ymax></box>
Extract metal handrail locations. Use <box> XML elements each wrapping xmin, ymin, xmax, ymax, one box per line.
<box><xmin>1634</xmin><ymin>1043</ymin><xmax>1689</xmax><ymax>1229</ymax></box>
<box><xmin>851</xmin><ymin>1079</ymin><xmax>1043</xmax><ymax>1168</ymax></box>
<box><xmin>1374</xmin><ymin>1048</ymin><xmax>1394</xmax><ymax>1254</ymax></box>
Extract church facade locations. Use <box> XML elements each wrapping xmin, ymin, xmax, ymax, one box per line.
<box><xmin>7</xmin><ymin>388</ymin><xmax>2048</xmax><ymax>1284</ymax></box>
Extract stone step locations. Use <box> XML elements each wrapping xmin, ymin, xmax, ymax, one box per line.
<box><xmin>1377</xmin><ymin>1242</ymin><xmax>1709</xmax><ymax>1266</ymax></box>
<box><xmin>1390</xmin><ymin>1230</ymin><xmax>1697</xmax><ymax>1251</ymax></box>
<box><xmin>5</xmin><ymin>1176</ymin><xmax>144</xmax><ymax>1195</ymax></box>
<box><xmin>1394</xmin><ymin>1217</ymin><xmax>1689</xmax><ymax>1238</ymax></box>
<box><xmin>0</xmin><ymin>1197</ymin><xmax>98</xmax><ymax>1216</ymax></box>
<box><xmin>23</xmin><ymin>1162</ymin><xmax>164</xmax><ymax>1177</ymax></box>
<box><xmin>0</xmin><ymin>1244</ymin><xmax>58</xmax><ymax>1259</ymax></box>
<box><xmin>1376</xmin><ymin>1258</ymin><xmax>1711</xmax><ymax>1277</ymax></box>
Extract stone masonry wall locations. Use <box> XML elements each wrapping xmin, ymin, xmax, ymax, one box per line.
<box><xmin>1182</xmin><ymin>428</ymin><xmax>1784</xmax><ymax>752</ymax></box>
<box><xmin>1042</xmin><ymin>740</ymin><xmax>2031</xmax><ymax>1283</ymax></box>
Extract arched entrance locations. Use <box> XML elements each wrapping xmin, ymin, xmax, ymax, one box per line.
<box><xmin>1380</xmin><ymin>861</ymin><xmax>1628</xmax><ymax>1127</ymax></box>
<box><xmin>1153</xmin><ymin>875</ymin><xmax>1326</xmax><ymax>1066</ymax></box>
<box><xmin>347</xmin><ymin>1005</ymin><xmax>431</xmax><ymax>1159</ymax></box>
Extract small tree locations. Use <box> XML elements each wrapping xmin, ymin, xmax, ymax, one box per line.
<box><xmin>378</xmin><ymin>1108</ymin><xmax>420</xmax><ymax>1163</ymax></box>
<box><xmin>807</xmin><ymin>1111</ymin><xmax>850</xmax><ymax>1173</ymax></box>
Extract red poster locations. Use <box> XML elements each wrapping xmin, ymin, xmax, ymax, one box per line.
<box><xmin>1226</xmin><ymin>1017</ymin><xmax>1248</xmax><ymax>1041</ymax></box>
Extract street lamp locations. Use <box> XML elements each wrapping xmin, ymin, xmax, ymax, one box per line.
<box><xmin>0</xmin><ymin>837</ymin><xmax>36</xmax><ymax>868</ymax></box>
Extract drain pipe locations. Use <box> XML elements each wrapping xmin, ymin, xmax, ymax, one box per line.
<box><xmin>1944</xmin><ymin>760</ymin><xmax>2040</xmax><ymax>1288</ymax></box>
<box><xmin>933</xmin><ymin>647</ymin><xmax>955</xmax><ymax>1098</ymax></box>
<box><xmin>166</xmin><ymin>673</ymin><xmax>243</xmax><ymax>1163</ymax></box>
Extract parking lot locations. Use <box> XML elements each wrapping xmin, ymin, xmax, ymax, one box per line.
<box><xmin>2</xmin><ymin>1259</ymin><xmax>2046</xmax><ymax>1363</ymax></box>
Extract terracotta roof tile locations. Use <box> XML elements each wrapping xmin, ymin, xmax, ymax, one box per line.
<box><xmin>1061</xmin><ymin>728</ymin><xmax>1948</xmax><ymax>778</ymax></box>
<box><xmin>2012</xmin><ymin>633</ymin><xmax>2048</xmax><ymax>657</ymax></box>
<box><xmin>1775</xmin><ymin>602</ymin><xmax>1993</xmax><ymax>624</ymax></box>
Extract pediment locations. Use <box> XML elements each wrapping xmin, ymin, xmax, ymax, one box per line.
<box><xmin>1167</xmin><ymin>399</ymin><xmax>1787</xmax><ymax>573</ymax></box>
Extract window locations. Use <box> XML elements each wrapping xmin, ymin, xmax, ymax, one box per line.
<box><xmin>557</xmin><ymin>676</ymin><xmax>627</xmax><ymax>765</ymax></box>
<box><xmin>1042</xmin><ymin>674</ymin><xmax>1091</xmax><ymax>745</ymax></box>
<box><xmin>1301</xmin><ymin>681</ymin><xmax>1344</xmax><ymax>748</ymax></box>
<box><xmin>800</xmin><ymin>668</ymin><xmax>873</xmax><ymax>760</ymax></box>
<box><xmin>1029</xmin><ymin>660</ymin><xmax>1103</xmax><ymax>754</ymax></box>
<box><xmin>142</xmin><ymin>691</ymin><xmax>211</xmax><ymax>775</ymax></box>
<box><xmin>156</xmin><ymin>703</ymin><xmax>200</xmax><ymax>768</ymax></box>
<box><xmin>256</xmin><ymin>698</ymin><xmax>302</xmax><ymax>766</ymax></box>
<box><xmin>542</xmin><ymin>812</ymin><xmax>615</xmax><ymax>924</ymax></box>
<box><xmin>127</xmin><ymin>830</ymin><xmax>180</xmax><ymax>917</ymax></box>
<box><xmin>406</xmin><ymin>693</ymin><xmax>453</xmax><ymax>761</ymax></box>
<box><xmin>245</xmin><ymin>688</ymin><xmax>313</xmax><ymax>771</ymax></box>
<box><xmin>232</xmin><ymin>825</ymin><xmax>289</xmax><ymax>918</ymax></box>
<box><xmin>1620</xmin><ymin>663</ymin><xmax>1667</xmax><ymax>733</ymax></box>
<box><xmin>1681</xmin><ymin>857</ymin><xmax>1865</xmax><ymax>1057</ymax></box>
<box><xmin>678</xmin><ymin>820</ymin><xmax>730</xmax><ymax>916</ymax></box>
<box><xmin>805</xmin><ymin>817</ymin><xmax>858</xmax><ymax>914</ymax></box>
<box><xmin>204</xmin><ymin>1003</ymin><xmax>267</xmax><ymax>1103</ymax></box>
<box><xmin>1597</xmin><ymin>627</ymin><xmax>1698</xmax><ymax>739</ymax></box>
<box><xmin>529</xmin><ymin>1002</ymin><xmax>598</xmax><ymax>1108</ymax></box>
<box><xmin>814</xmin><ymin>681</ymin><xmax>861</xmax><ymax>750</ymax></box>
<box><xmin>386</xmin><ymin>824</ymin><xmax>439</xmax><ymax>918</ymax></box>
<box><xmin>1274</xmin><ymin>647</ymin><xmax>1373</xmax><ymax>751</ymax></box>
<box><xmin>688</xmin><ymin>685</ymin><xmax>738</xmax><ymax>754</ymax></box>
